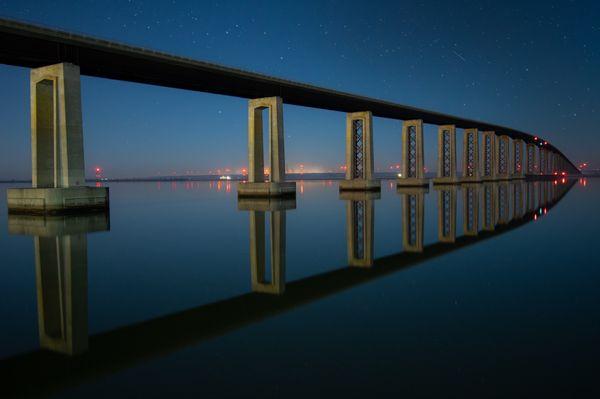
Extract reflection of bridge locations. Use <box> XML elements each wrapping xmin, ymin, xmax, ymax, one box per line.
<box><xmin>1</xmin><ymin>18</ymin><xmax>579</xmax><ymax>212</ymax></box>
<box><xmin>1</xmin><ymin>179</ymin><xmax>574</xmax><ymax>397</ymax></box>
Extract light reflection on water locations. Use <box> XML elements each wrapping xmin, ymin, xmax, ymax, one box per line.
<box><xmin>0</xmin><ymin>178</ymin><xmax>598</xmax><ymax>397</ymax></box>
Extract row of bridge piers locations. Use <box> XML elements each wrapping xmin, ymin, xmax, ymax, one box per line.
<box><xmin>5</xmin><ymin>63</ymin><xmax>575</xmax><ymax>214</ymax></box>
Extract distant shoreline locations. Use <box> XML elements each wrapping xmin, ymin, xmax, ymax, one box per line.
<box><xmin>1</xmin><ymin>171</ymin><xmax>593</xmax><ymax>184</ymax></box>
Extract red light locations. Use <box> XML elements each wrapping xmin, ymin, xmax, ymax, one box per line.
<box><xmin>561</xmin><ymin>172</ymin><xmax>566</xmax><ymax>176</ymax></box>
<box><xmin>534</xmin><ymin>214</ymin><xmax>538</xmax><ymax>221</ymax></box>
<box><xmin>534</xmin><ymin>136</ymin><xmax>538</xmax><ymax>141</ymax></box>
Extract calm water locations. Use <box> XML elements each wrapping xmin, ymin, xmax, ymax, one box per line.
<box><xmin>0</xmin><ymin>178</ymin><xmax>598</xmax><ymax>397</ymax></box>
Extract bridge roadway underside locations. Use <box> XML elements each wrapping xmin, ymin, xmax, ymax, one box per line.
<box><xmin>0</xmin><ymin>18</ymin><xmax>574</xmax><ymax>169</ymax></box>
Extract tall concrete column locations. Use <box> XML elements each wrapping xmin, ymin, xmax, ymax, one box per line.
<box><xmin>398</xmin><ymin>187</ymin><xmax>428</xmax><ymax>252</ymax></box>
<box><xmin>481</xmin><ymin>131</ymin><xmax>497</xmax><ymax>181</ymax></box>
<box><xmin>397</xmin><ymin>119</ymin><xmax>428</xmax><ymax>187</ymax></box>
<box><xmin>482</xmin><ymin>182</ymin><xmax>499</xmax><ymax>231</ymax></box>
<box><xmin>526</xmin><ymin>143</ymin><xmax>536</xmax><ymax>176</ymax></box>
<box><xmin>238</xmin><ymin>96</ymin><xmax>295</xmax><ymax>197</ymax></box>
<box><xmin>340</xmin><ymin>191</ymin><xmax>380</xmax><ymax>267</ymax></box>
<box><xmin>7</xmin><ymin>63</ymin><xmax>108</xmax><ymax>214</ymax></box>
<box><xmin>8</xmin><ymin>212</ymin><xmax>110</xmax><ymax>355</ymax></box>
<box><xmin>539</xmin><ymin>148</ymin><xmax>546</xmax><ymax>175</ymax></box>
<box><xmin>497</xmin><ymin>135</ymin><xmax>510</xmax><ymax>180</ymax></box>
<box><xmin>339</xmin><ymin>111</ymin><xmax>380</xmax><ymax>191</ymax></box>
<box><xmin>436</xmin><ymin>185</ymin><xmax>457</xmax><ymax>243</ymax></box>
<box><xmin>238</xmin><ymin>197</ymin><xmax>296</xmax><ymax>294</ymax></box>
<box><xmin>511</xmin><ymin>139</ymin><xmax>525</xmax><ymax>179</ymax></box>
<box><xmin>461</xmin><ymin>128</ymin><xmax>480</xmax><ymax>182</ymax></box>
<box><xmin>462</xmin><ymin>184</ymin><xmax>479</xmax><ymax>236</ymax></box>
<box><xmin>433</xmin><ymin>125</ymin><xmax>458</xmax><ymax>184</ymax></box>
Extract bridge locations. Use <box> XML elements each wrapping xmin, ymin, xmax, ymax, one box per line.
<box><xmin>0</xmin><ymin>17</ymin><xmax>580</xmax><ymax>212</ymax></box>
<box><xmin>0</xmin><ymin>178</ymin><xmax>575</xmax><ymax>397</ymax></box>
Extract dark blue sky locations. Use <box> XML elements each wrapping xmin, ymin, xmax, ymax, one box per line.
<box><xmin>0</xmin><ymin>0</ymin><xmax>598</xmax><ymax>179</ymax></box>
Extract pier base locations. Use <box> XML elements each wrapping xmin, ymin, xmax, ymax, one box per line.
<box><xmin>7</xmin><ymin>187</ymin><xmax>109</xmax><ymax>215</ymax></box>
<box><xmin>237</xmin><ymin>181</ymin><xmax>296</xmax><ymax>198</ymax></box>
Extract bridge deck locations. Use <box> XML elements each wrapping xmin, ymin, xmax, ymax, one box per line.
<box><xmin>0</xmin><ymin>17</ymin><xmax>574</xmax><ymax>169</ymax></box>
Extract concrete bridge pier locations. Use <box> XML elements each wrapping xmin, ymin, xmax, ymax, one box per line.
<box><xmin>238</xmin><ymin>197</ymin><xmax>296</xmax><ymax>294</ymax></box>
<box><xmin>435</xmin><ymin>185</ymin><xmax>457</xmax><ymax>243</ymax></box>
<box><xmin>526</xmin><ymin>143</ymin><xmax>536</xmax><ymax>177</ymax></box>
<box><xmin>7</xmin><ymin>63</ymin><xmax>109</xmax><ymax>214</ymax></box>
<box><xmin>481</xmin><ymin>131</ymin><xmax>498</xmax><ymax>181</ymax></box>
<box><xmin>8</xmin><ymin>212</ymin><xmax>110</xmax><ymax>355</ymax></box>
<box><xmin>397</xmin><ymin>120</ymin><xmax>429</xmax><ymax>187</ymax></box>
<box><xmin>511</xmin><ymin>139</ymin><xmax>525</xmax><ymax>179</ymax></box>
<box><xmin>433</xmin><ymin>125</ymin><xmax>459</xmax><ymax>185</ymax></box>
<box><xmin>398</xmin><ymin>186</ymin><xmax>428</xmax><ymax>252</ymax></box>
<box><xmin>340</xmin><ymin>191</ymin><xmax>380</xmax><ymax>267</ymax></box>
<box><xmin>539</xmin><ymin>148</ymin><xmax>547</xmax><ymax>176</ymax></box>
<box><xmin>462</xmin><ymin>184</ymin><xmax>479</xmax><ymax>236</ymax></box>
<box><xmin>460</xmin><ymin>128</ymin><xmax>481</xmax><ymax>183</ymax></box>
<box><xmin>339</xmin><ymin>111</ymin><xmax>380</xmax><ymax>191</ymax></box>
<box><xmin>497</xmin><ymin>135</ymin><xmax>510</xmax><ymax>180</ymax></box>
<box><xmin>238</xmin><ymin>97</ymin><xmax>295</xmax><ymax>198</ymax></box>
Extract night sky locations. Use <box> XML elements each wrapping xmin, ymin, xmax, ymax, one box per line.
<box><xmin>0</xmin><ymin>0</ymin><xmax>598</xmax><ymax>179</ymax></box>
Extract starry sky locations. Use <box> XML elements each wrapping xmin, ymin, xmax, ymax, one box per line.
<box><xmin>0</xmin><ymin>0</ymin><xmax>598</xmax><ymax>179</ymax></box>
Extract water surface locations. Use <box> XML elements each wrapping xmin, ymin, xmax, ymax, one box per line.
<box><xmin>0</xmin><ymin>178</ymin><xmax>598</xmax><ymax>397</ymax></box>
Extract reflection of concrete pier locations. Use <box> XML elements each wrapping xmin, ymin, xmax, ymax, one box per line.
<box><xmin>482</xmin><ymin>183</ymin><xmax>499</xmax><ymax>231</ymax></box>
<box><xmin>238</xmin><ymin>198</ymin><xmax>295</xmax><ymax>294</ymax></box>
<box><xmin>435</xmin><ymin>185</ymin><xmax>457</xmax><ymax>243</ymax></box>
<box><xmin>462</xmin><ymin>184</ymin><xmax>479</xmax><ymax>236</ymax></box>
<box><xmin>497</xmin><ymin>182</ymin><xmax>510</xmax><ymax>224</ymax></box>
<box><xmin>340</xmin><ymin>191</ymin><xmax>380</xmax><ymax>267</ymax></box>
<box><xmin>8</xmin><ymin>212</ymin><xmax>109</xmax><ymax>355</ymax></box>
<box><xmin>398</xmin><ymin>186</ymin><xmax>428</xmax><ymax>252</ymax></box>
